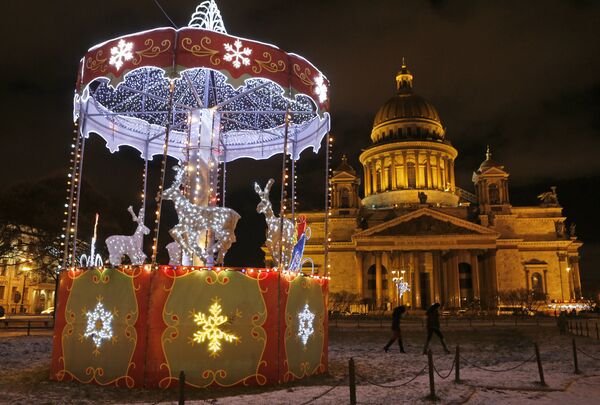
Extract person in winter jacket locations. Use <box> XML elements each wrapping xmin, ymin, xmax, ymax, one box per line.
<box><xmin>384</xmin><ymin>305</ymin><xmax>406</xmax><ymax>353</ymax></box>
<box><xmin>423</xmin><ymin>303</ymin><xmax>450</xmax><ymax>354</ymax></box>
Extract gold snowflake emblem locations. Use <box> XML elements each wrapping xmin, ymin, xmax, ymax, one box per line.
<box><xmin>191</xmin><ymin>299</ymin><xmax>238</xmax><ymax>357</ymax></box>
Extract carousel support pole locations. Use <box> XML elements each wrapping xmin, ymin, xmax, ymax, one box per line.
<box><xmin>324</xmin><ymin>133</ymin><xmax>331</xmax><ymax>277</ymax></box>
<box><xmin>222</xmin><ymin>148</ymin><xmax>227</xmax><ymax>207</ymax></box>
<box><xmin>62</xmin><ymin>119</ymin><xmax>83</xmax><ymax>269</ymax></box>
<box><xmin>71</xmin><ymin>129</ymin><xmax>87</xmax><ymax>265</ymax></box>
<box><xmin>278</xmin><ymin>103</ymin><xmax>291</xmax><ymax>270</ymax></box>
<box><xmin>151</xmin><ymin>32</ymin><xmax>178</xmax><ymax>265</ymax></box>
<box><xmin>142</xmin><ymin>141</ymin><xmax>149</xmax><ymax>216</ymax></box>
<box><xmin>151</xmin><ymin>78</ymin><xmax>176</xmax><ymax>265</ymax></box>
<box><xmin>290</xmin><ymin>141</ymin><xmax>296</xmax><ymax>220</ymax></box>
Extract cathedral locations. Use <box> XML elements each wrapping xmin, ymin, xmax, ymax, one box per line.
<box><xmin>296</xmin><ymin>62</ymin><xmax>583</xmax><ymax>311</ymax></box>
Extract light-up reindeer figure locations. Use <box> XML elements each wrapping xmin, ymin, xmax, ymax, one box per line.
<box><xmin>163</xmin><ymin>165</ymin><xmax>240</xmax><ymax>265</ymax></box>
<box><xmin>254</xmin><ymin>179</ymin><xmax>295</xmax><ymax>268</ymax></box>
<box><xmin>105</xmin><ymin>206</ymin><xmax>150</xmax><ymax>265</ymax></box>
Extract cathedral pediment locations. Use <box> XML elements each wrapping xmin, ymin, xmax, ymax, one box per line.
<box><xmin>355</xmin><ymin>208</ymin><xmax>498</xmax><ymax>238</ymax></box>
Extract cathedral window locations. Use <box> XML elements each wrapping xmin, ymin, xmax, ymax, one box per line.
<box><xmin>340</xmin><ymin>188</ymin><xmax>350</xmax><ymax>208</ymax></box>
<box><xmin>376</xmin><ymin>169</ymin><xmax>382</xmax><ymax>192</ymax></box>
<box><xmin>531</xmin><ymin>272</ymin><xmax>545</xmax><ymax>300</ymax></box>
<box><xmin>489</xmin><ymin>184</ymin><xmax>500</xmax><ymax>204</ymax></box>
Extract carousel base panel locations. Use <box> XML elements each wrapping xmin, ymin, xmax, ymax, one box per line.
<box><xmin>50</xmin><ymin>266</ymin><xmax>328</xmax><ymax>389</ymax></box>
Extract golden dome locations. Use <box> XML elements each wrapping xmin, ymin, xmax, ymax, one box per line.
<box><xmin>370</xmin><ymin>61</ymin><xmax>445</xmax><ymax>143</ymax></box>
<box><xmin>477</xmin><ymin>146</ymin><xmax>504</xmax><ymax>173</ymax></box>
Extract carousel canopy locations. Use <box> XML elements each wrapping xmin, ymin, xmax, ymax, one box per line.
<box><xmin>74</xmin><ymin>1</ymin><xmax>330</xmax><ymax>162</ymax></box>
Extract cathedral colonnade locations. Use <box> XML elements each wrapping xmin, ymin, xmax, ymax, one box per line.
<box><xmin>354</xmin><ymin>249</ymin><xmax>499</xmax><ymax>310</ymax></box>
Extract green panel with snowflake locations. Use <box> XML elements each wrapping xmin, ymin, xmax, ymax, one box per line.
<box><xmin>61</xmin><ymin>268</ymin><xmax>139</xmax><ymax>385</ymax></box>
<box><xmin>284</xmin><ymin>276</ymin><xmax>326</xmax><ymax>380</ymax></box>
<box><xmin>160</xmin><ymin>270</ymin><xmax>267</xmax><ymax>387</ymax></box>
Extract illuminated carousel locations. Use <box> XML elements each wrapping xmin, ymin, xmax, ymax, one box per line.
<box><xmin>52</xmin><ymin>1</ymin><xmax>330</xmax><ymax>389</ymax></box>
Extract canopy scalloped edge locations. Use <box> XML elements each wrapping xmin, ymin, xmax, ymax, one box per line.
<box><xmin>76</xmin><ymin>92</ymin><xmax>330</xmax><ymax>163</ymax></box>
<box><xmin>77</xmin><ymin>27</ymin><xmax>330</xmax><ymax>112</ymax></box>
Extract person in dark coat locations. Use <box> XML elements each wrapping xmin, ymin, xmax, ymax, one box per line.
<box><xmin>384</xmin><ymin>305</ymin><xmax>406</xmax><ymax>353</ymax></box>
<box><xmin>557</xmin><ymin>311</ymin><xmax>568</xmax><ymax>335</ymax></box>
<box><xmin>423</xmin><ymin>303</ymin><xmax>450</xmax><ymax>354</ymax></box>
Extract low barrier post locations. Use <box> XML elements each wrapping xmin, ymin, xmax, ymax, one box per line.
<box><xmin>27</xmin><ymin>320</ymin><xmax>31</xmax><ymax>336</ymax></box>
<box><xmin>178</xmin><ymin>370</ymin><xmax>185</xmax><ymax>405</ymax></box>
<box><xmin>455</xmin><ymin>345</ymin><xmax>460</xmax><ymax>384</ymax></box>
<box><xmin>596</xmin><ymin>322</ymin><xmax>599</xmax><ymax>340</ymax></box>
<box><xmin>586</xmin><ymin>321</ymin><xmax>589</xmax><ymax>337</ymax></box>
<box><xmin>534</xmin><ymin>343</ymin><xmax>546</xmax><ymax>386</ymax></box>
<box><xmin>349</xmin><ymin>358</ymin><xmax>356</xmax><ymax>405</ymax></box>
<box><xmin>427</xmin><ymin>350</ymin><xmax>437</xmax><ymax>400</ymax></box>
<box><xmin>572</xmin><ymin>338</ymin><xmax>580</xmax><ymax>374</ymax></box>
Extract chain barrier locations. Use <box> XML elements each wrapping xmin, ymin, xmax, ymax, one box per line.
<box><xmin>433</xmin><ymin>358</ymin><xmax>456</xmax><ymax>379</ymax></box>
<box><xmin>459</xmin><ymin>353</ymin><xmax>535</xmax><ymax>373</ymax></box>
<box><xmin>297</xmin><ymin>376</ymin><xmax>348</xmax><ymax>405</ymax></box>
<box><xmin>577</xmin><ymin>347</ymin><xmax>600</xmax><ymax>361</ymax></box>
<box><xmin>355</xmin><ymin>365</ymin><xmax>427</xmax><ymax>388</ymax></box>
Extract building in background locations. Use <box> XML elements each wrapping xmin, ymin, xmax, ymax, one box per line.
<box><xmin>0</xmin><ymin>226</ymin><xmax>56</xmax><ymax>315</ymax></box>
<box><xmin>291</xmin><ymin>62</ymin><xmax>583</xmax><ymax>311</ymax></box>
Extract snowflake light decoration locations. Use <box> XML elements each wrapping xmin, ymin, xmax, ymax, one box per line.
<box><xmin>223</xmin><ymin>39</ymin><xmax>252</xmax><ymax>69</ymax></box>
<box><xmin>109</xmin><ymin>39</ymin><xmax>134</xmax><ymax>71</ymax></box>
<box><xmin>313</xmin><ymin>74</ymin><xmax>328</xmax><ymax>103</ymax></box>
<box><xmin>83</xmin><ymin>301</ymin><xmax>114</xmax><ymax>348</ymax></box>
<box><xmin>298</xmin><ymin>304</ymin><xmax>315</xmax><ymax>345</ymax></box>
<box><xmin>192</xmin><ymin>300</ymin><xmax>238</xmax><ymax>357</ymax></box>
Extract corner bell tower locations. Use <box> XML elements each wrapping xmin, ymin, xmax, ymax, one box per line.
<box><xmin>472</xmin><ymin>146</ymin><xmax>511</xmax><ymax>216</ymax></box>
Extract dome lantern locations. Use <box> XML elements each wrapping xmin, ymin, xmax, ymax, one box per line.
<box><xmin>395</xmin><ymin>58</ymin><xmax>413</xmax><ymax>93</ymax></box>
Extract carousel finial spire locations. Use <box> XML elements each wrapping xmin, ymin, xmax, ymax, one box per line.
<box><xmin>189</xmin><ymin>1</ymin><xmax>227</xmax><ymax>33</ymax></box>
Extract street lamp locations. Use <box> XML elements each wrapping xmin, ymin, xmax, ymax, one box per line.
<box><xmin>392</xmin><ymin>269</ymin><xmax>410</xmax><ymax>306</ymax></box>
<box><xmin>19</xmin><ymin>264</ymin><xmax>32</xmax><ymax>314</ymax></box>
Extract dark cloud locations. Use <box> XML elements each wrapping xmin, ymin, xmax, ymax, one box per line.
<box><xmin>1</xmin><ymin>0</ymin><xmax>599</xmax><ymax>284</ymax></box>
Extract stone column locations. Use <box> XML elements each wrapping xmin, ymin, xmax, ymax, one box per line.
<box><xmin>402</xmin><ymin>151</ymin><xmax>408</xmax><ymax>188</ymax></box>
<box><xmin>524</xmin><ymin>268</ymin><xmax>530</xmax><ymax>291</ymax></box>
<box><xmin>414</xmin><ymin>151</ymin><xmax>421</xmax><ymax>188</ymax></box>
<box><xmin>432</xmin><ymin>251</ymin><xmax>441</xmax><ymax>303</ymax></box>
<box><xmin>449</xmin><ymin>159</ymin><xmax>455</xmax><ymax>190</ymax></box>
<box><xmin>371</xmin><ymin>161</ymin><xmax>376</xmax><ymax>194</ymax></box>
<box><xmin>364</xmin><ymin>162</ymin><xmax>371</xmax><ymax>196</ymax></box>
<box><xmin>571</xmin><ymin>257</ymin><xmax>582</xmax><ymax>299</ymax></box>
<box><xmin>452</xmin><ymin>253</ymin><xmax>460</xmax><ymax>308</ymax></box>
<box><xmin>390</xmin><ymin>153</ymin><xmax>397</xmax><ymax>190</ymax></box>
<box><xmin>413</xmin><ymin>252</ymin><xmax>421</xmax><ymax>309</ymax></box>
<box><xmin>384</xmin><ymin>251</ymin><xmax>394</xmax><ymax>307</ymax></box>
<box><xmin>375</xmin><ymin>252</ymin><xmax>383</xmax><ymax>309</ymax></box>
<box><xmin>470</xmin><ymin>251</ymin><xmax>480</xmax><ymax>302</ymax></box>
<box><xmin>425</xmin><ymin>152</ymin><xmax>432</xmax><ymax>189</ymax></box>
<box><xmin>435</xmin><ymin>154</ymin><xmax>441</xmax><ymax>189</ymax></box>
<box><xmin>379</xmin><ymin>157</ymin><xmax>385</xmax><ymax>191</ymax></box>
<box><xmin>543</xmin><ymin>269</ymin><xmax>548</xmax><ymax>295</ymax></box>
<box><xmin>488</xmin><ymin>251</ymin><xmax>498</xmax><ymax>306</ymax></box>
<box><xmin>355</xmin><ymin>252</ymin><xmax>364</xmax><ymax>298</ymax></box>
<box><xmin>441</xmin><ymin>253</ymin><xmax>449</xmax><ymax>307</ymax></box>
<box><xmin>557</xmin><ymin>252</ymin><xmax>566</xmax><ymax>302</ymax></box>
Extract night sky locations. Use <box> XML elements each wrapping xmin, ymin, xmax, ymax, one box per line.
<box><xmin>1</xmin><ymin>1</ymin><xmax>599</xmax><ymax>291</ymax></box>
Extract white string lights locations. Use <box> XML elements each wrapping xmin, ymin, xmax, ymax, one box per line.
<box><xmin>83</xmin><ymin>301</ymin><xmax>114</xmax><ymax>348</ymax></box>
<box><xmin>297</xmin><ymin>303</ymin><xmax>315</xmax><ymax>345</ymax></box>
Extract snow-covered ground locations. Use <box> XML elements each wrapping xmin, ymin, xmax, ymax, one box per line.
<box><xmin>1</xmin><ymin>320</ymin><xmax>600</xmax><ymax>404</ymax></box>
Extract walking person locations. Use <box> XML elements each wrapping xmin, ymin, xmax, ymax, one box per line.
<box><xmin>384</xmin><ymin>305</ymin><xmax>406</xmax><ymax>353</ymax></box>
<box><xmin>423</xmin><ymin>303</ymin><xmax>450</xmax><ymax>354</ymax></box>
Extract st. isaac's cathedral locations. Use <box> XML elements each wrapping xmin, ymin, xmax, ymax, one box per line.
<box><xmin>294</xmin><ymin>62</ymin><xmax>583</xmax><ymax>311</ymax></box>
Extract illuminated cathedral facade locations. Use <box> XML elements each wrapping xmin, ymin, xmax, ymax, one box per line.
<box><xmin>296</xmin><ymin>63</ymin><xmax>583</xmax><ymax>311</ymax></box>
